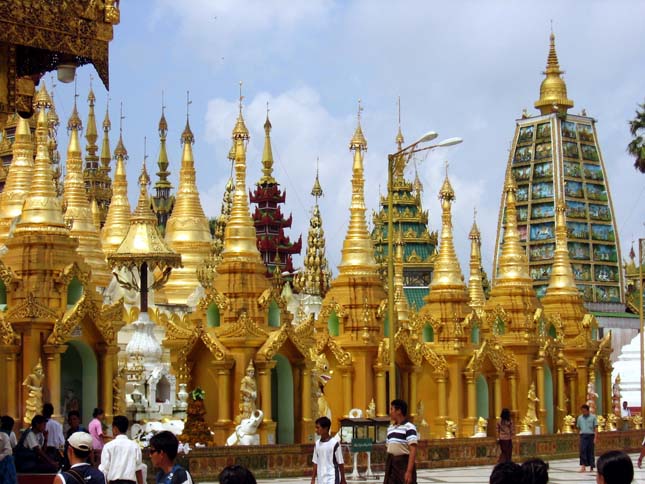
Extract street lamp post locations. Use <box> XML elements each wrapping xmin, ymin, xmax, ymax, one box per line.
<box><xmin>639</xmin><ymin>238</ymin><xmax>644</xmax><ymax>414</ymax></box>
<box><xmin>386</xmin><ymin>134</ymin><xmax>463</xmax><ymax>403</ymax></box>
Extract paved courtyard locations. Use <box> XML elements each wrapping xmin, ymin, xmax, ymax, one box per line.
<box><xmin>202</xmin><ymin>454</ymin><xmax>645</xmax><ymax>484</ymax></box>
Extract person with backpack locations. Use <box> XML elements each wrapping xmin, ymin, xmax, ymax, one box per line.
<box><xmin>14</xmin><ymin>414</ymin><xmax>59</xmax><ymax>473</ymax></box>
<box><xmin>148</xmin><ymin>431</ymin><xmax>192</xmax><ymax>484</ymax></box>
<box><xmin>53</xmin><ymin>432</ymin><xmax>105</xmax><ymax>484</ymax></box>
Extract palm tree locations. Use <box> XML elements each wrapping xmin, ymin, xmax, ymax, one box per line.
<box><xmin>628</xmin><ymin>101</ymin><xmax>645</xmax><ymax>173</ymax></box>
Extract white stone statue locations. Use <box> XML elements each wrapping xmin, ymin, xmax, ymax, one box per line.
<box><xmin>226</xmin><ymin>409</ymin><xmax>264</xmax><ymax>446</ymax></box>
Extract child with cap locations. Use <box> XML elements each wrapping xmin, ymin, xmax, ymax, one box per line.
<box><xmin>54</xmin><ymin>432</ymin><xmax>105</xmax><ymax>484</ymax></box>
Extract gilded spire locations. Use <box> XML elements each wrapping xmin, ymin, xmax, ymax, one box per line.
<box><xmin>544</xmin><ymin>199</ymin><xmax>578</xmax><ymax>295</ymax></box>
<box><xmin>259</xmin><ymin>103</ymin><xmax>277</xmax><ymax>185</ymax></box>
<box><xmin>429</xmin><ymin>165</ymin><xmax>467</xmax><ymax>290</ymax></box>
<box><xmin>468</xmin><ymin>211</ymin><xmax>486</xmax><ymax>309</ymax></box>
<box><xmin>534</xmin><ymin>32</ymin><xmax>574</xmax><ymax>115</ymax></box>
<box><xmin>48</xmin><ymin>88</ymin><xmax>62</xmax><ymax>194</ymax></box>
<box><xmin>100</xmin><ymin>101</ymin><xmax>112</xmax><ymax>171</ymax></box>
<box><xmin>101</xmin><ymin>105</ymin><xmax>131</xmax><ymax>254</ymax></box>
<box><xmin>63</xmin><ymin>98</ymin><xmax>111</xmax><ymax>287</ymax></box>
<box><xmin>338</xmin><ymin>101</ymin><xmax>378</xmax><ymax>274</ymax></box>
<box><xmin>221</xmin><ymin>86</ymin><xmax>262</xmax><ymax>261</ymax></box>
<box><xmin>293</xmin><ymin>167</ymin><xmax>331</xmax><ymax>296</ymax></box>
<box><xmin>163</xmin><ymin>103</ymin><xmax>213</xmax><ymax>303</ymax></box>
<box><xmin>0</xmin><ymin>114</ymin><xmax>34</xmax><ymax>242</ymax></box>
<box><xmin>495</xmin><ymin>170</ymin><xmax>532</xmax><ymax>285</ymax></box>
<box><xmin>14</xmin><ymin>83</ymin><xmax>68</xmax><ymax>236</ymax></box>
<box><xmin>91</xmin><ymin>198</ymin><xmax>101</xmax><ymax>230</ymax></box>
<box><xmin>152</xmin><ymin>98</ymin><xmax>172</xmax><ymax>204</ymax></box>
<box><xmin>396</xmin><ymin>96</ymin><xmax>404</xmax><ymax>151</ymax></box>
<box><xmin>85</xmin><ymin>84</ymin><xmax>99</xmax><ymax>168</ymax></box>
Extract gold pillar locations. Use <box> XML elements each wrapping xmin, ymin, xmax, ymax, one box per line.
<box><xmin>493</xmin><ymin>375</ymin><xmax>502</xmax><ymax>419</ymax></box>
<box><xmin>466</xmin><ymin>374</ymin><xmax>476</xmax><ymax>421</ymax></box>
<box><xmin>97</xmin><ymin>344</ymin><xmax>118</xmax><ymax>420</ymax></box>
<box><xmin>0</xmin><ymin>345</ymin><xmax>20</xmax><ymax>417</ymax></box>
<box><xmin>569</xmin><ymin>374</ymin><xmax>577</xmax><ymax>414</ymax></box>
<box><xmin>556</xmin><ymin>365</ymin><xmax>566</xmax><ymax>431</ymax></box>
<box><xmin>215</xmin><ymin>362</ymin><xmax>233</xmax><ymax>423</ymax></box>
<box><xmin>535</xmin><ymin>364</ymin><xmax>546</xmax><ymax>431</ymax></box>
<box><xmin>374</xmin><ymin>365</ymin><xmax>387</xmax><ymax>417</ymax></box>
<box><xmin>256</xmin><ymin>360</ymin><xmax>276</xmax><ymax>421</ymax></box>
<box><xmin>43</xmin><ymin>344</ymin><xmax>67</xmax><ymax>419</ymax></box>
<box><xmin>437</xmin><ymin>375</ymin><xmax>447</xmax><ymax>418</ymax></box>
<box><xmin>301</xmin><ymin>364</ymin><xmax>312</xmax><ymax>422</ymax></box>
<box><xmin>509</xmin><ymin>373</ymin><xmax>518</xmax><ymax>417</ymax></box>
<box><xmin>340</xmin><ymin>366</ymin><xmax>353</xmax><ymax>418</ymax></box>
<box><xmin>401</xmin><ymin>368</ymin><xmax>409</xmax><ymax>406</ymax></box>
<box><xmin>604</xmin><ymin>369</ymin><xmax>612</xmax><ymax>416</ymax></box>
<box><xmin>409</xmin><ymin>367</ymin><xmax>419</xmax><ymax>418</ymax></box>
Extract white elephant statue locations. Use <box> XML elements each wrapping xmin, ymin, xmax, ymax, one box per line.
<box><xmin>226</xmin><ymin>409</ymin><xmax>264</xmax><ymax>446</ymax></box>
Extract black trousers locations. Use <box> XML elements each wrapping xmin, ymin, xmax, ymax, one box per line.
<box><xmin>498</xmin><ymin>439</ymin><xmax>513</xmax><ymax>463</ymax></box>
<box><xmin>579</xmin><ymin>433</ymin><xmax>595</xmax><ymax>467</ymax></box>
<box><xmin>384</xmin><ymin>453</ymin><xmax>416</xmax><ymax>484</ymax></box>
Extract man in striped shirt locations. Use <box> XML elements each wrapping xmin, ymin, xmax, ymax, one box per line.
<box><xmin>384</xmin><ymin>399</ymin><xmax>417</xmax><ymax>484</ymax></box>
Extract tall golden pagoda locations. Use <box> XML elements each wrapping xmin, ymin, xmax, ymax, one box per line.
<box><xmin>211</xmin><ymin>94</ymin><xmax>270</xmax><ymax>323</ymax></box>
<box><xmin>160</xmin><ymin>114</ymin><xmax>212</xmax><ymax>305</ymax></box>
<box><xmin>0</xmin><ymin>115</ymin><xmax>33</xmax><ymax>244</ymax></box>
<box><xmin>101</xmin><ymin>119</ymin><xmax>131</xmax><ymax>255</ymax></box>
<box><xmin>321</xmin><ymin>103</ymin><xmax>386</xmax><ymax>416</ymax></box>
<box><xmin>62</xmin><ymin>99</ymin><xmax>111</xmax><ymax>288</ymax></box>
<box><xmin>493</xmin><ymin>33</ymin><xmax>624</xmax><ymax>305</ymax></box>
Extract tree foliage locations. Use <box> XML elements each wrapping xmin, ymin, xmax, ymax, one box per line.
<box><xmin>628</xmin><ymin>100</ymin><xmax>645</xmax><ymax>173</ymax></box>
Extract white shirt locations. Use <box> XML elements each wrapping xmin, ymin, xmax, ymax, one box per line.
<box><xmin>621</xmin><ymin>407</ymin><xmax>631</xmax><ymax>418</ymax></box>
<box><xmin>0</xmin><ymin>432</ymin><xmax>11</xmax><ymax>461</ymax></box>
<box><xmin>99</xmin><ymin>434</ymin><xmax>142</xmax><ymax>482</ymax></box>
<box><xmin>312</xmin><ymin>437</ymin><xmax>344</xmax><ymax>484</ymax></box>
<box><xmin>46</xmin><ymin>418</ymin><xmax>65</xmax><ymax>448</ymax></box>
<box><xmin>9</xmin><ymin>431</ymin><xmax>17</xmax><ymax>448</ymax></box>
<box><xmin>25</xmin><ymin>430</ymin><xmax>44</xmax><ymax>449</ymax></box>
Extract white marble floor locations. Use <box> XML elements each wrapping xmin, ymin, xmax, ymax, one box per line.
<box><xmin>200</xmin><ymin>454</ymin><xmax>645</xmax><ymax>484</ymax></box>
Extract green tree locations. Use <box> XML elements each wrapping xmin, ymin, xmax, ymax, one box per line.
<box><xmin>628</xmin><ymin>100</ymin><xmax>645</xmax><ymax>173</ymax></box>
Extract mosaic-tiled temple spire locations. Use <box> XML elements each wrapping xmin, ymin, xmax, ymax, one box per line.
<box><xmin>493</xmin><ymin>32</ymin><xmax>623</xmax><ymax>304</ymax></box>
<box><xmin>62</xmin><ymin>98</ymin><xmax>111</xmax><ymax>287</ymax></box>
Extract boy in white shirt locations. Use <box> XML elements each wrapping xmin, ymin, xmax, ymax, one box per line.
<box><xmin>311</xmin><ymin>416</ymin><xmax>346</xmax><ymax>484</ymax></box>
<box><xmin>99</xmin><ymin>415</ymin><xmax>144</xmax><ymax>484</ymax></box>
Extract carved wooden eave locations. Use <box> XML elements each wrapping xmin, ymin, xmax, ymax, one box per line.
<box><xmin>590</xmin><ymin>332</ymin><xmax>613</xmax><ymax>370</ymax></box>
<box><xmin>0</xmin><ymin>1</ymin><xmax>120</xmax><ymax>89</ymax></box>
<box><xmin>293</xmin><ymin>310</ymin><xmax>315</xmax><ymax>341</ymax></box>
<box><xmin>216</xmin><ymin>310</ymin><xmax>268</xmax><ymax>340</ymax></box>
<box><xmin>257</xmin><ymin>287</ymin><xmax>294</xmax><ymax>326</ymax></box>
<box><xmin>318</xmin><ymin>300</ymin><xmax>347</xmax><ymax>330</ymax></box>
<box><xmin>178</xmin><ymin>321</ymin><xmax>229</xmax><ymax>366</ymax></box>
<box><xmin>395</xmin><ymin>327</ymin><xmax>423</xmax><ymax>367</ymax></box>
<box><xmin>99</xmin><ymin>299</ymin><xmax>125</xmax><ymax>335</ymax></box>
<box><xmin>155</xmin><ymin>310</ymin><xmax>193</xmax><ymax>343</ymax></box>
<box><xmin>47</xmin><ymin>294</ymin><xmax>91</xmax><ymax>345</ymax></box>
<box><xmin>537</xmin><ymin>337</ymin><xmax>563</xmax><ymax>367</ymax></box>
<box><xmin>197</xmin><ymin>288</ymin><xmax>231</xmax><ymax>313</ymax></box>
<box><xmin>313</xmin><ymin>330</ymin><xmax>352</xmax><ymax>367</ymax></box>
<box><xmin>484</xmin><ymin>305</ymin><xmax>509</xmax><ymax>335</ymax></box>
<box><xmin>6</xmin><ymin>292</ymin><xmax>59</xmax><ymax>324</ymax></box>
<box><xmin>566</xmin><ymin>313</ymin><xmax>597</xmax><ymax>349</ymax></box>
<box><xmin>0</xmin><ymin>314</ymin><xmax>17</xmax><ymax>345</ymax></box>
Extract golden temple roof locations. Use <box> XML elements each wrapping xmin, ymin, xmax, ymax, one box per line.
<box><xmin>338</xmin><ymin>106</ymin><xmax>379</xmax><ymax>275</ymax></box>
<box><xmin>259</xmin><ymin>110</ymin><xmax>277</xmax><ymax>185</ymax></box>
<box><xmin>0</xmin><ymin>114</ymin><xmax>34</xmax><ymax>243</ymax></box>
<box><xmin>101</xmin><ymin>130</ymin><xmax>131</xmax><ymax>254</ymax></box>
<box><xmin>108</xmin><ymin>161</ymin><xmax>181</xmax><ymax>270</ymax></box>
<box><xmin>14</xmin><ymin>84</ymin><xmax>68</xmax><ymax>236</ymax></box>
<box><xmin>62</xmin><ymin>100</ymin><xmax>111</xmax><ymax>287</ymax></box>
<box><xmin>544</xmin><ymin>199</ymin><xmax>579</xmax><ymax>296</ymax></box>
<box><xmin>534</xmin><ymin>32</ymin><xmax>574</xmax><ymax>115</ymax></box>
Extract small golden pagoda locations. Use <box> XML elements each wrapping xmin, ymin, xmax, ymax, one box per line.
<box><xmin>0</xmin><ymin>115</ymin><xmax>33</xmax><ymax>244</ymax></box>
<box><xmin>101</xmin><ymin>123</ymin><xmax>131</xmax><ymax>255</ymax></box>
<box><xmin>151</xmin><ymin>105</ymin><xmax>175</xmax><ymax>232</ymax></box>
<box><xmin>467</xmin><ymin>215</ymin><xmax>487</xmax><ymax>311</ymax></box>
<box><xmin>159</xmin><ymin>115</ymin><xmax>212</xmax><ymax>305</ymax></box>
<box><xmin>321</xmin><ymin>103</ymin><xmax>387</xmax><ymax>417</ymax></box>
<box><xmin>62</xmin><ymin>98</ymin><xmax>111</xmax><ymax>288</ymax></box>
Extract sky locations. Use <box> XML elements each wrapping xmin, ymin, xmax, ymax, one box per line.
<box><xmin>49</xmin><ymin>0</ymin><xmax>645</xmax><ymax>278</ymax></box>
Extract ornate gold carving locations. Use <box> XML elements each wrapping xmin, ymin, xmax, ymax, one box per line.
<box><xmin>47</xmin><ymin>294</ymin><xmax>90</xmax><ymax>345</ymax></box>
<box><xmin>6</xmin><ymin>292</ymin><xmax>59</xmax><ymax>323</ymax></box>
<box><xmin>421</xmin><ymin>344</ymin><xmax>448</xmax><ymax>374</ymax></box>
<box><xmin>217</xmin><ymin>310</ymin><xmax>268</xmax><ymax>339</ymax></box>
<box><xmin>0</xmin><ymin>314</ymin><xmax>16</xmax><ymax>345</ymax></box>
<box><xmin>197</xmin><ymin>288</ymin><xmax>231</xmax><ymax>313</ymax></box>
